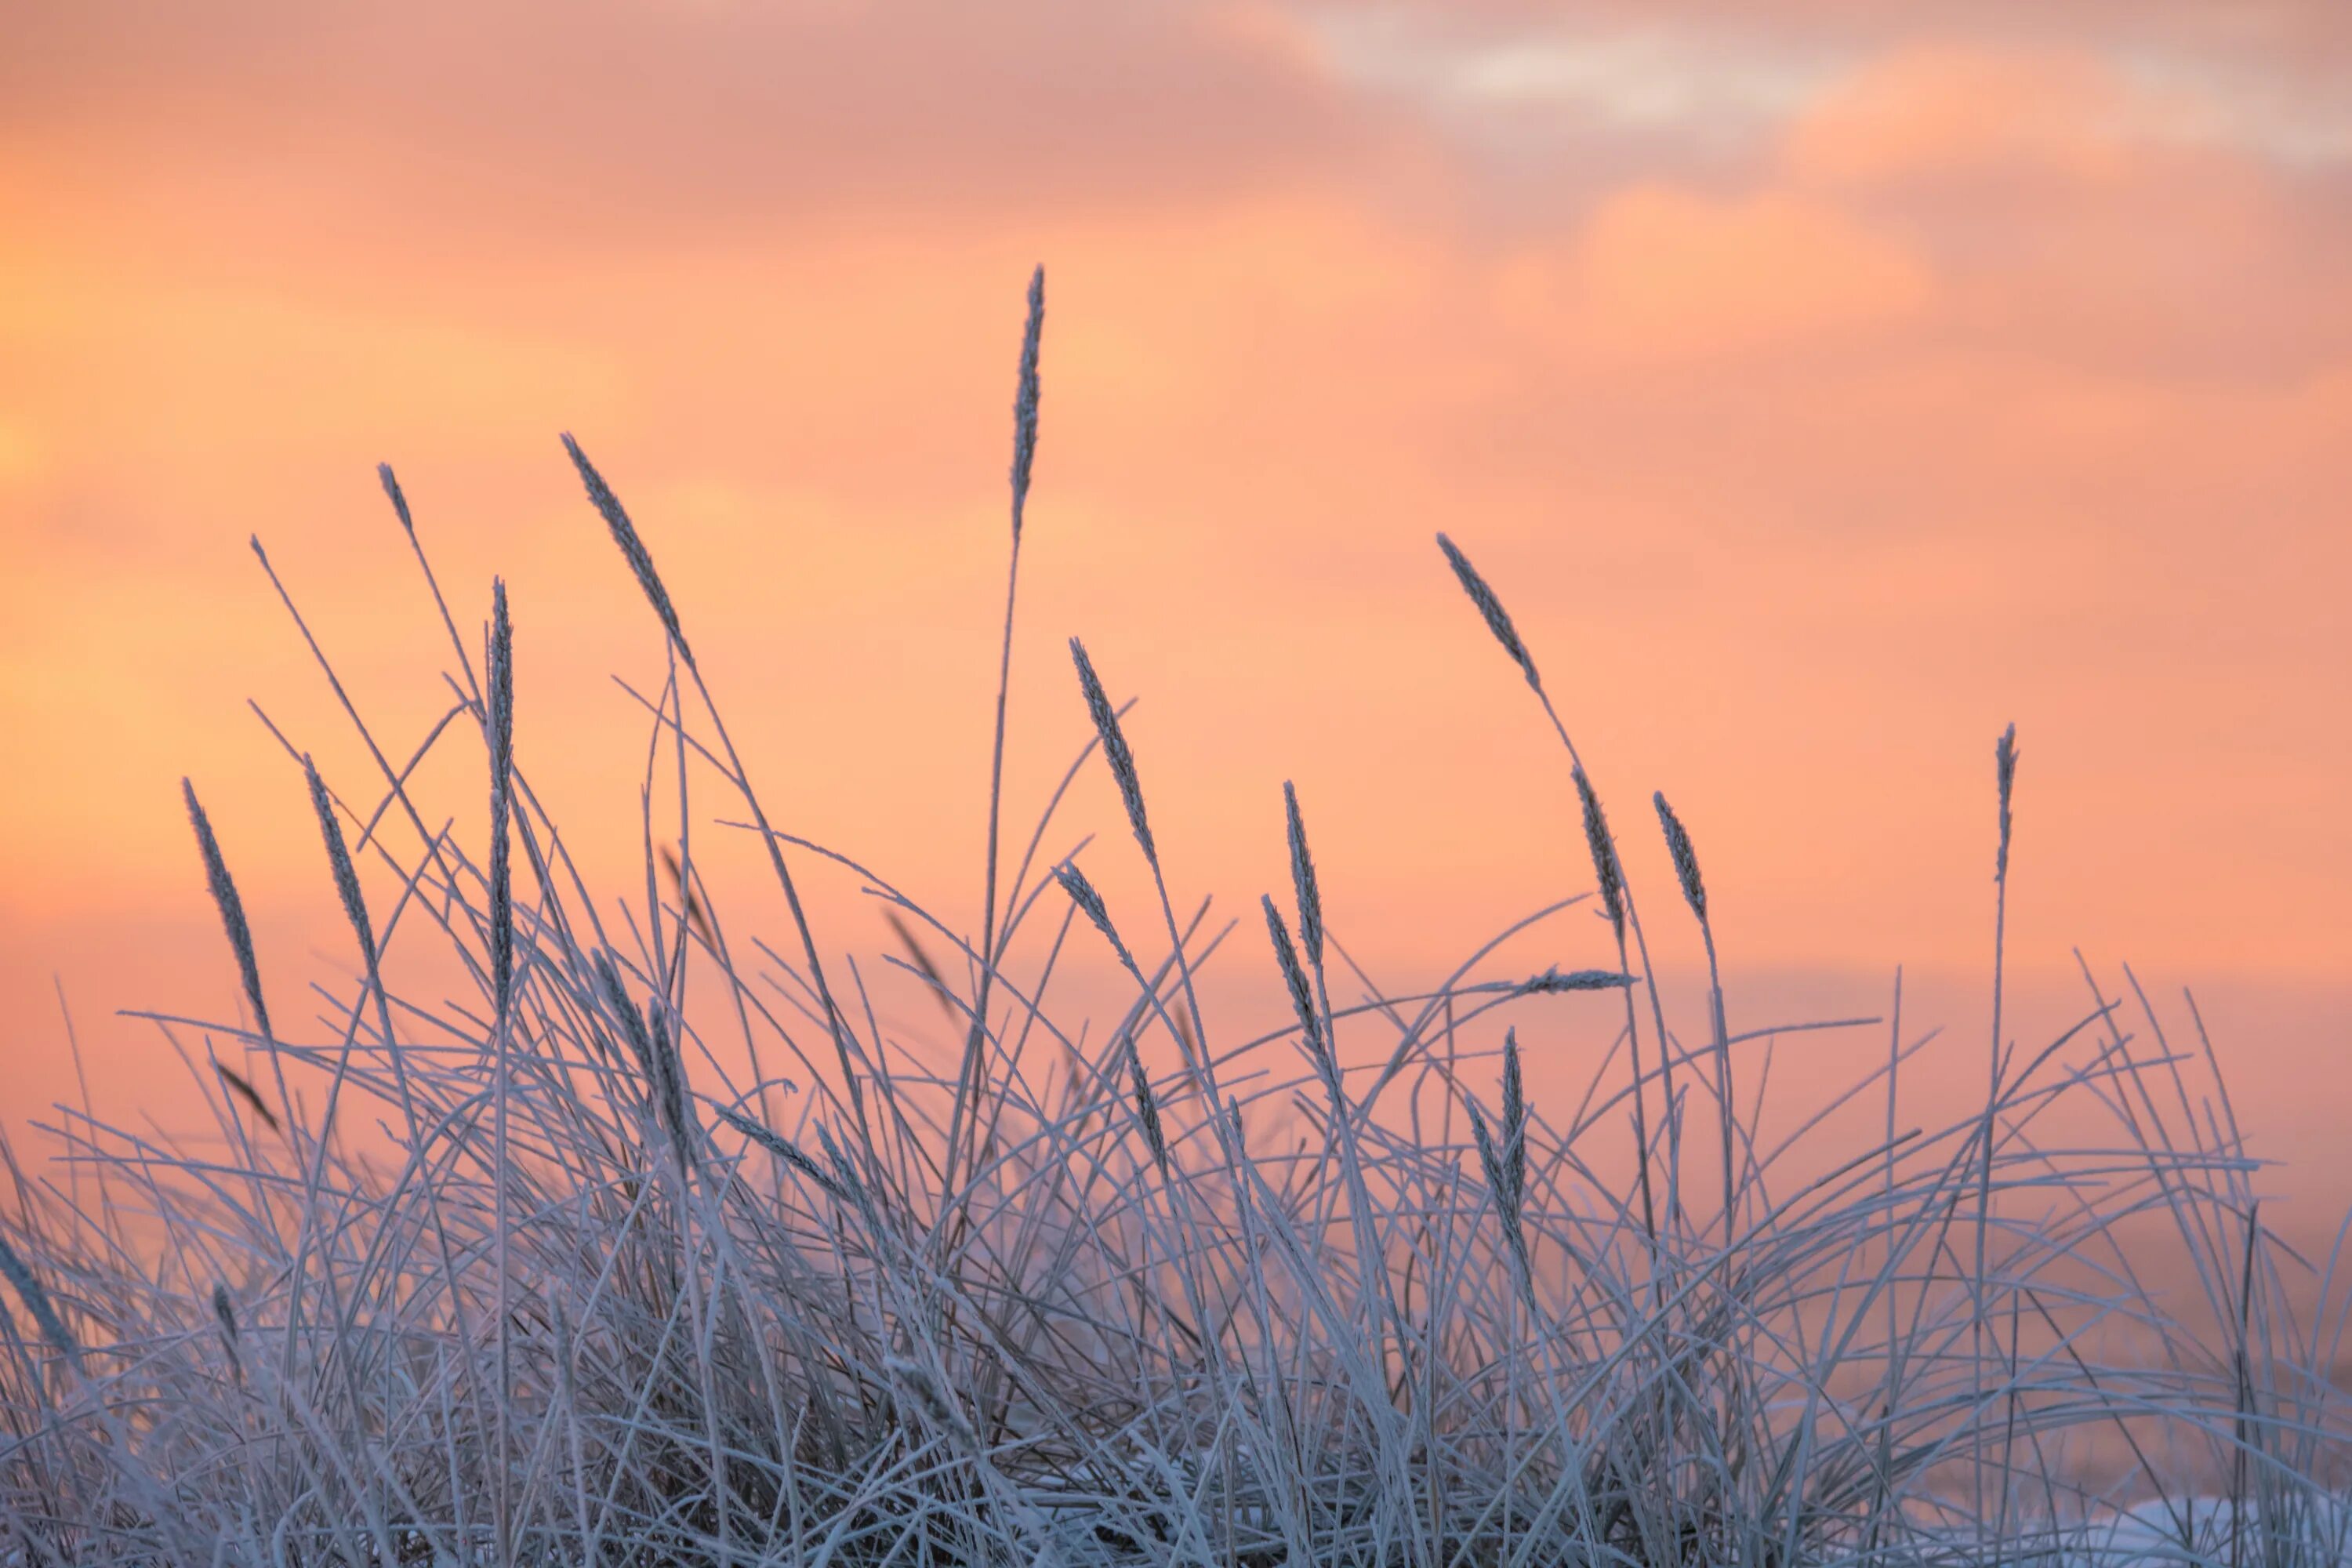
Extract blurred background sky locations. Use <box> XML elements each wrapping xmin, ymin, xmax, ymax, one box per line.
<box><xmin>1</xmin><ymin>2</ymin><xmax>2346</xmax><ymax>1215</ymax></box>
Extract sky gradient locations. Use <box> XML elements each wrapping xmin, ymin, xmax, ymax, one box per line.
<box><xmin>2</xmin><ymin>2</ymin><xmax>2346</xmax><ymax>1207</ymax></box>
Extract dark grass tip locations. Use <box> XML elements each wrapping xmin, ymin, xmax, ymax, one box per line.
<box><xmin>1053</xmin><ymin>860</ymin><xmax>1138</xmax><ymax>976</ymax></box>
<box><xmin>1069</xmin><ymin>638</ymin><xmax>1155</xmax><ymax>862</ymax></box>
<box><xmin>1436</xmin><ymin>533</ymin><xmax>1539</xmax><ymax>691</ymax></box>
<box><xmin>1261</xmin><ymin>895</ymin><xmax>1325</xmax><ymax>1066</ymax></box>
<box><xmin>1468</xmin><ymin>1102</ymin><xmax>1526</xmax><ymax>1245</ymax></box>
<box><xmin>212</xmin><ymin>1282</ymin><xmax>241</xmax><ymax>1381</ymax></box>
<box><xmin>1519</xmin><ymin>966</ymin><xmax>1635</xmax><ymax>995</ymax></box>
<box><xmin>593</xmin><ymin>953</ymin><xmax>662</xmax><ymax>1112</ymax></box>
<box><xmin>1011</xmin><ymin>265</ymin><xmax>1045</xmax><ymax>543</ymax></box>
<box><xmin>1994</xmin><ymin>723</ymin><xmax>2019</xmax><ymax>883</ymax></box>
<box><xmin>303</xmin><ymin>757</ymin><xmax>378</xmax><ymax>971</ymax></box>
<box><xmin>1486</xmin><ymin>1030</ymin><xmax>1531</xmax><ymax>1229</ymax></box>
<box><xmin>1652</xmin><ymin>790</ymin><xmax>1708</xmax><ymax>926</ymax></box>
<box><xmin>713</xmin><ymin>1105</ymin><xmax>847</xmax><ymax>1201</ymax></box>
<box><xmin>1468</xmin><ymin>1102</ymin><xmax>1504</xmax><ymax>1206</ymax></box>
<box><xmin>1501</xmin><ymin>1027</ymin><xmax>1525</xmax><ymax>1148</ymax></box>
<box><xmin>215</xmin><ymin>1062</ymin><xmax>281</xmax><ymax>1136</ymax></box>
<box><xmin>645</xmin><ymin>1004</ymin><xmax>697</xmax><ymax>1171</ymax></box>
<box><xmin>0</xmin><ymin>1236</ymin><xmax>79</xmax><ymax>1367</ymax></box>
<box><xmin>561</xmin><ymin>433</ymin><xmax>693</xmax><ymax>668</ymax></box>
<box><xmin>487</xmin><ymin>578</ymin><xmax>515</xmax><ymax>1023</ymax></box>
<box><xmin>183</xmin><ymin>779</ymin><xmax>273</xmax><ymax>1042</ymax></box>
<box><xmin>376</xmin><ymin>463</ymin><xmax>416</xmax><ymax>539</ymax></box>
<box><xmin>883</xmin><ymin>909</ymin><xmax>957</xmax><ymax>1019</ymax></box>
<box><xmin>595</xmin><ymin>953</ymin><xmax>695</xmax><ymax>1172</ymax></box>
<box><xmin>1283</xmin><ymin>781</ymin><xmax>1323</xmax><ymax>969</ymax></box>
<box><xmin>1572</xmin><ymin>766</ymin><xmax>1626</xmax><ymax>940</ymax></box>
<box><xmin>1127</xmin><ymin>1038</ymin><xmax>1171</xmax><ymax>1176</ymax></box>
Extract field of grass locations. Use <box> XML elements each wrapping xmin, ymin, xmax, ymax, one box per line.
<box><xmin>5</xmin><ymin>270</ymin><xmax>2348</xmax><ymax>1566</ymax></box>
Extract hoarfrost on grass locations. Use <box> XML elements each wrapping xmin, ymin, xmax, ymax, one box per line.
<box><xmin>5</xmin><ymin>272</ymin><xmax>2347</xmax><ymax>1567</ymax></box>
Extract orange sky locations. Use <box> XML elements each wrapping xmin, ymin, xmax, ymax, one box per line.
<box><xmin>2</xmin><ymin>2</ymin><xmax>2347</xmax><ymax>1207</ymax></box>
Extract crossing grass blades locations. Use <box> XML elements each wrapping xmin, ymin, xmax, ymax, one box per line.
<box><xmin>4</xmin><ymin>270</ymin><xmax>2349</xmax><ymax>1567</ymax></box>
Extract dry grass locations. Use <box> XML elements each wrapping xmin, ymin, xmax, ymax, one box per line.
<box><xmin>4</xmin><ymin>273</ymin><xmax>2349</xmax><ymax>1568</ymax></box>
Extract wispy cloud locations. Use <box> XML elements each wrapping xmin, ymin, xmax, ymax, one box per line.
<box><xmin>2111</xmin><ymin>48</ymin><xmax>2352</xmax><ymax>167</ymax></box>
<box><xmin>1294</xmin><ymin>3</ymin><xmax>2352</xmax><ymax>172</ymax></box>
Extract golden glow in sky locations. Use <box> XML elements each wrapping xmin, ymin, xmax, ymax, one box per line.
<box><xmin>1</xmin><ymin>2</ymin><xmax>2345</xmax><ymax>1189</ymax></box>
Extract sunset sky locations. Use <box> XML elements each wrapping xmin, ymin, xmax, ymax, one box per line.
<box><xmin>2</xmin><ymin>2</ymin><xmax>2346</xmax><ymax>1203</ymax></box>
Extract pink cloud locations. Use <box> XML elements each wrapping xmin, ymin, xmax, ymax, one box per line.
<box><xmin>1495</xmin><ymin>185</ymin><xmax>1933</xmax><ymax>361</ymax></box>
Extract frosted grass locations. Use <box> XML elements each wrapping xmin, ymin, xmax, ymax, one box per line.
<box><xmin>3</xmin><ymin>277</ymin><xmax>2348</xmax><ymax>1568</ymax></box>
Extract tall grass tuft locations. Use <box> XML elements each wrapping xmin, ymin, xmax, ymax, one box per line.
<box><xmin>4</xmin><ymin>280</ymin><xmax>2346</xmax><ymax>1568</ymax></box>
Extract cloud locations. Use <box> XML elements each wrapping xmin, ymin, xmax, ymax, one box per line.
<box><xmin>1292</xmin><ymin>3</ymin><xmax>2352</xmax><ymax>181</ymax></box>
<box><xmin>1494</xmin><ymin>186</ymin><xmax>1933</xmax><ymax>361</ymax></box>
<box><xmin>1762</xmin><ymin>44</ymin><xmax>2352</xmax><ymax>383</ymax></box>
<box><xmin>1785</xmin><ymin>48</ymin><xmax>2149</xmax><ymax>188</ymax></box>
<box><xmin>0</xmin><ymin>0</ymin><xmax>1382</xmax><ymax>252</ymax></box>
<box><xmin>1777</xmin><ymin>42</ymin><xmax>2352</xmax><ymax>191</ymax></box>
<box><xmin>1298</xmin><ymin>8</ymin><xmax>1845</xmax><ymax>152</ymax></box>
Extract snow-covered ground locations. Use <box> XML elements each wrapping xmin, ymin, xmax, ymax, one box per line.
<box><xmin>1974</xmin><ymin>1495</ymin><xmax>2352</xmax><ymax>1566</ymax></box>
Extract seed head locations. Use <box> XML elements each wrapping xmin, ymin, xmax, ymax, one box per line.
<box><xmin>645</xmin><ymin>1003</ymin><xmax>696</xmax><ymax>1172</ymax></box>
<box><xmin>212</xmin><ymin>1282</ymin><xmax>242</xmax><ymax>1382</ymax></box>
<box><xmin>1468</xmin><ymin>1102</ymin><xmax>1508</xmax><ymax>1215</ymax></box>
<box><xmin>305</xmin><ymin>758</ymin><xmax>378</xmax><ymax>971</ymax></box>
<box><xmin>884</xmin><ymin>1355</ymin><xmax>979</xmax><ymax>1451</ymax></box>
<box><xmin>1501</xmin><ymin>1028</ymin><xmax>1525</xmax><ymax>1154</ymax></box>
<box><xmin>593</xmin><ymin>953</ymin><xmax>649</xmax><ymax>1060</ymax></box>
<box><xmin>593</xmin><ymin>953</ymin><xmax>663</xmax><ymax>1123</ymax></box>
<box><xmin>1069</xmin><ymin>638</ymin><xmax>1155</xmax><ymax>863</ymax></box>
<box><xmin>1468</xmin><ymin>1103</ymin><xmax>1530</xmax><ymax>1272</ymax></box>
<box><xmin>1127</xmin><ymin>1039</ymin><xmax>1170</xmax><ymax>1177</ymax></box>
<box><xmin>0</xmin><ymin>1236</ymin><xmax>78</xmax><ymax>1369</ymax></box>
<box><xmin>1053</xmin><ymin>860</ymin><xmax>1138</xmax><ymax>975</ymax></box>
<box><xmin>562</xmin><ymin>433</ymin><xmax>692</xmax><ymax>668</ymax></box>
<box><xmin>808</xmin><ymin>1120</ymin><xmax>887</xmax><ymax>1233</ymax></box>
<box><xmin>1481</xmin><ymin>1031</ymin><xmax>1533</xmax><ymax>1234</ymax></box>
<box><xmin>1652</xmin><ymin>791</ymin><xmax>1708</xmax><ymax>926</ymax></box>
<box><xmin>183</xmin><ymin>779</ymin><xmax>273</xmax><ymax>1042</ymax></box>
<box><xmin>1572</xmin><ymin>766</ymin><xmax>1625</xmax><ymax>941</ymax></box>
<box><xmin>1011</xmin><ymin>266</ymin><xmax>1045</xmax><ymax>543</ymax></box>
<box><xmin>1436</xmin><ymin>533</ymin><xmax>1539</xmax><ymax>691</ymax></box>
<box><xmin>1519</xmin><ymin>967</ymin><xmax>1635</xmax><ymax>995</ymax></box>
<box><xmin>1283</xmin><ymin>781</ymin><xmax>1323</xmax><ymax>969</ymax></box>
<box><xmin>1261</xmin><ymin>895</ymin><xmax>1325</xmax><ymax>1069</ymax></box>
<box><xmin>215</xmin><ymin>1062</ymin><xmax>281</xmax><ymax>1136</ymax></box>
<box><xmin>1994</xmin><ymin>724</ymin><xmax>2020</xmax><ymax>884</ymax></box>
<box><xmin>716</xmin><ymin>1103</ymin><xmax>850</xmax><ymax>1200</ymax></box>
<box><xmin>376</xmin><ymin>462</ymin><xmax>416</xmax><ymax>539</ymax></box>
<box><xmin>487</xmin><ymin>577</ymin><xmax>516</xmax><ymax>1023</ymax></box>
<box><xmin>883</xmin><ymin>908</ymin><xmax>956</xmax><ymax>1018</ymax></box>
